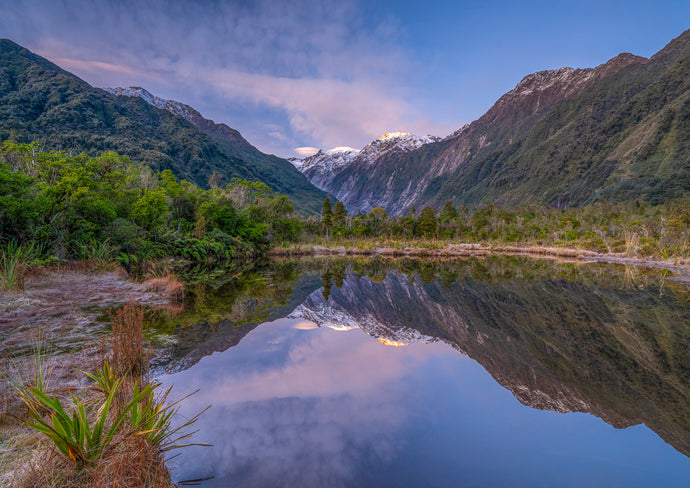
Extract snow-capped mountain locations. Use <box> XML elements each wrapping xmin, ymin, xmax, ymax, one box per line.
<box><xmin>103</xmin><ymin>86</ymin><xmax>254</xmax><ymax>148</ymax></box>
<box><xmin>291</xmin><ymin>131</ymin><xmax>441</xmax><ymax>211</ymax></box>
<box><xmin>290</xmin><ymin>146</ymin><xmax>360</xmax><ymax>173</ymax></box>
<box><xmin>104</xmin><ymin>86</ymin><xmax>197</xmax><ymax>119</ymax></box>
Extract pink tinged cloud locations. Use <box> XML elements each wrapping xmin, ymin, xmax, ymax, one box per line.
<box><xmin>294</xmin><ymin>147</ymin><xmax>320</xmax><ymax>157</ymax></box>
<box><xmin>207</xmin><ymin>69</ymin><xmax>416</xmax><ymax>149</ymax></box>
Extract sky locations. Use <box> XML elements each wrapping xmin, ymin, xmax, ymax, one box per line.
<box><xmin>1</xmin><ymin>0</ymin><xmax>689</xmax><ymax>158</ymax></box>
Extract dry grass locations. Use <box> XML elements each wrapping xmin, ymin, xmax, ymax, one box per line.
<box><xmin>84</xmin><ymin>436</ymin><xmax>171</xmax><ymax>488</ymax></box>
<box><xmin>7</xmin><ymin>436</ymin><xmax>173</xmax><ymax>488</ymax></box>
<box><xmin>143</xmin><ymin>273</ymin><xmax>184</xmax><ymax>303</ymax></box>
<box><xmin>109</xmin><ymin>302</ymin><xmax>148</xmax><ymax>379</ymax></box>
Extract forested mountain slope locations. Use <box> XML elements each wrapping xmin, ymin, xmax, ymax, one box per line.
<box><xmin>0</xmin><ymin>39</ymin><xmax>327</xmax><ymax>214</ymax></box>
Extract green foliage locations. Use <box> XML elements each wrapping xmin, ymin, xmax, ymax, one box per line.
<box><xmin>299</xmin><ymin>197</ymin><xmax>690</xmax><ymax>259</ymax></box>
<box><xmin>332</xmin><ymin>201</ymin><xmax>347</xmax><ymax>230</ymax></box>
<box><xmin>0</xmin><ymin>142</ymin><xmax>303</xmax><ymax>266</ymax></box>
<box><xmin>9</xmin><ymin>362</ymin><xmax>153</xmax><ymax>467</ymax></box>
<box><xmin>321</xmin><ymin>197</ymin><xmax>333</xmax><ymax>229</ymax></box>
<box><xmin>8</xmin><ymin>360</ymin><xmax>209</xmax><ymax>471</ymax></box>
<box><xmin>0</xmin><ymin>240</ymin><xmax>35</xmax><ymax>290</ymax></box>
<box><xmin>416</xmin><ymin>207</ymin><xmax>439</xmax><ymax>238</ymax></box>
<box><xmin>440</xmin><ymin>201</ymin><xmax>458</xmax><ymax>223</ymax></box>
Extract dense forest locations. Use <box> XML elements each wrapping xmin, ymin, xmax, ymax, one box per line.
<box><xmin>307</xmin><ymin>197</ymin><xmax>690</xmax><ymax>258</ymax></box>
<box><xmin>0</xmin><ymin>142</ymin><xmax>301</xmax><ymax>285</ymax></box>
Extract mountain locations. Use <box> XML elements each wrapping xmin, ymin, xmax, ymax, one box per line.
<box><xmin>0</xmin><ymin>40</ymin><xmax>328</xmax><ymax>214</ymax></box>
<box><xmin>308</xmin><ymin>30</ymin><xmax>690</xmax><ymax>214</ymax></box>
<box><xmin>290</xmin><ymin>131</ymin><xmax>440</xmax><ymax>212</ymax></box>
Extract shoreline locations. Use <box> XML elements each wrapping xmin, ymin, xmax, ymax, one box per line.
<box><xmin>268</xmin><ymin>243</ymin><xmax>690</xmax><ymax>280</ymax></box>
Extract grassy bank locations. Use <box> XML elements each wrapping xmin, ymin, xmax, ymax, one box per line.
<box><xmin>268</xmin><ymin>238</ymin><xmax>690</xmax><ymax>276</ymax></box>
<box><xmin>0</xmin><ymin>301</ymin><xmax>205</xmax><ymax>487</ymax></box>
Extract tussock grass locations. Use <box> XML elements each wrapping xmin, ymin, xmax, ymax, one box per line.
<box><xmin>0</xmin><ymin>242</ymin><xmax>34</xmax><ymax>291</ymax></box>
<box><xmin>143</xmin><ymin>273</ymin><xmax>184</xmax><ymax>303</ymax></box>
<box><xmin>3</xmin><ymin>308</ymin><xmax>209</xmax><ymax>488</ymax></box>
<box><xmin>109</xmin><ymin>302</ymin><xmax>148</xmax><ymax>379</ymax></box>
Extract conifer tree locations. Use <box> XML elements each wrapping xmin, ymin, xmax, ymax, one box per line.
<box><xmin>440</xmin><ymin>201</ymin><xmax>458</xmax><ymax>222</ymax></box>
<box><xmin>322</xmin><ymin>196</ymin><xmax>332</xmax><ymax>239</ymax></box>
<box><xmin>332</xmin><ymin>201</ymin><xmax>346</xmax><ymax>228</ymax></box>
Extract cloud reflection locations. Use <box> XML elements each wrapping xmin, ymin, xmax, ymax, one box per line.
<box><xmin>164</xmin><ymin>317</ymin><xmax>436</xmax><ymax>486</ymax></box>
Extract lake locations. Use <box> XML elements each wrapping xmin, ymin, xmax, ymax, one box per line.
<box><xmin>151</xmin><ymin>256</ymin><xmax>690</xmax><ymax>487</ymax></box>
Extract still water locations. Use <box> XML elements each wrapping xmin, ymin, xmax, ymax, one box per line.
<box><xmin>153</xmin><ymin>257</ymin><xmax>690</xmax><ymax>487</ymax></box>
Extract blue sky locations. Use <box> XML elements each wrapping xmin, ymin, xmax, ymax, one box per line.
<box><xmin>1</xmin><ymin>0</ymin><xmax>689</xmax><ymax>157</ymax></box>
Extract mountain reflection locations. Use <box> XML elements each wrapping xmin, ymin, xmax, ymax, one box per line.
<box><xmin>290</xmin><ymin>257</ymin><xmax>690</xmax><ymax>457</ymax></box>
<box><xmin>160</xmin><ymin>256</ymin><xmax>690</xmax><ymax>487</ymax></box>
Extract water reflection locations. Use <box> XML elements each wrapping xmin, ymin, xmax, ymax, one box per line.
<box><xmin>157</xmin><ymin>256</ymin><xmax>690</xmax><ymax>486</ymax></box>
<box><xmin>165</xmin><ymin>318</ymin><xmax>436</xmax><ymax>487</ymax></box>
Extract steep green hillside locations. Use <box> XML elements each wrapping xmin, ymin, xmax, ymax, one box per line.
<box><xmin>327</xmin><ymin>30</ymin><xmax>690</xmax><ymax>214</ymax></box>
<box><xmin>0</xmin><ymin>39</ymin><xmax>327</xmax><ymax>214</ymax></box>
<box><xmin>424</xmin><ymin>29</ymin><xmax>690</xmax><ymax>209</ymax></box>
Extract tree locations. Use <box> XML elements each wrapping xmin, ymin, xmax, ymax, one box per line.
<box><xmin>440</xmin><ymin>201</ymin><xmax>458</xmax><ymax>223</ymax></box>
<box><xmin>416</xmin><ymin>206</ymin><xmax>438</xmax><ymax>238</ymax></box>
<box><xmin>321</xmin><ymin>197</ymin><xmax>332</xmax><ymax>238</ymax></box>
<box><xmin>332</xmin><ymin>201</ymin><xmax>346</xmax><ymax>230</ymax></box>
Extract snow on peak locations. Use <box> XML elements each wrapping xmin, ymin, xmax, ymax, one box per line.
<box><xmin>380</xmin><ymin>131</ymin><xmax>411</xmax><ymax>140</ymax></box>
<box><xmin>326</xmin><ymin>146</ymin><xmax>359</xmax><ymax>155</ymax></box>
<box><xmin>291</xmin><ymin>131</ymin><xmax>440</xmax><ymax>186</ymax></box>
<box><xmin>103</xmin><ymin>86</ymin><xmax>197</xmax><ymax>122</ymax></box>
<box><xmin>295</xmin><ymin>146</ymin><xmax>359</xmax><ymax>174</ymax></box>
<box><xmin>360</xmin><ymin>131</ymin><xmax>441</xmax><ymax>158</ymax></box>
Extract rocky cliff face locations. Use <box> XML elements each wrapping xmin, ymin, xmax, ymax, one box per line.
<box><xmin>428</xmin><ymin>52</ymin><xmax>648</xmax><ymax>180</ymax></box>
<box><xmin>292</xmin><ymin>32</ymin><xmax>690</xmax><ymax>215</ymax></box>
<box><xmin>332</xmin><ymin>50</ymin><xmax>652</xmax><ymax>214</ymax></box>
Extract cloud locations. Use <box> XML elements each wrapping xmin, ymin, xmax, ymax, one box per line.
<box><xmin>46</xmin><ymin>57</ymin><xmax>150</xmax><ymax>78</ymax></box>
<box><xmin>294</xmin><ymin>147</ymin><xmax>320</xmax><ymax>157</ymax></box>
<box><xmin>164</xmin><ymin>319</ymin><xmax>435</xmax><ymax>485</ymax></box>
<box><xmin>0</xmin><ymin>0</ymin><xmax>454</xmax><ymax>155</ymax></box>
<box><xmin>205</xmin><ymin>69</ymin><xmax>414</xmax><ymax>148</ymax></box>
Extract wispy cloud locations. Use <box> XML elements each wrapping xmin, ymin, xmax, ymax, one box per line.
<box><xmin>205</xmin><ymin>69</ymin><xmax>413</xmax><ymax>148</ymax></box>
<box><xmin>0</xmin><ymin>0</ymin><xmax>455</xmax><ymax>155</ymax></box>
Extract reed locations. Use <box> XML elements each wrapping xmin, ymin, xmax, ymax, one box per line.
<box><xmin>143</xmin><ymin>272</ymin><xmax>185</xmax><ymax>303</ymax></box>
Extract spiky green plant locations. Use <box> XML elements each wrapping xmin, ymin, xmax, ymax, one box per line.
<box><xmin>9</xmin><ymin>363</ymin><xmax>154</xmax><ymax>467</ymax></box>
<box><xmin>9</xmin><ymin>361</ymin><xmax>209</xmax><ymax>470</ymax></box>
<box><xmin>74</xmin><ymin>238</ymin><xmax>114</xmax><ymax>263</ymax></box>
<box><xmin>129</xmin><ymin>383</ymin><xmax>210</xmax><ymax>453</ymax></box>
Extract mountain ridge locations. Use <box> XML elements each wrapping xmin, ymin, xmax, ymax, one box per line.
<box><xmin>291</xmin><ymin>131</ymin><xmax>441</xmax><ymax>212</ymax></box>
<box><xmin>289</xmin><ymin>29</ymin><xmax>690</xmax><ymax>215</ymax></box>
<box><xmin>0</xmin><ymin>39</ymin><xmax>328</xmax><ymax>214</ymax></box>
